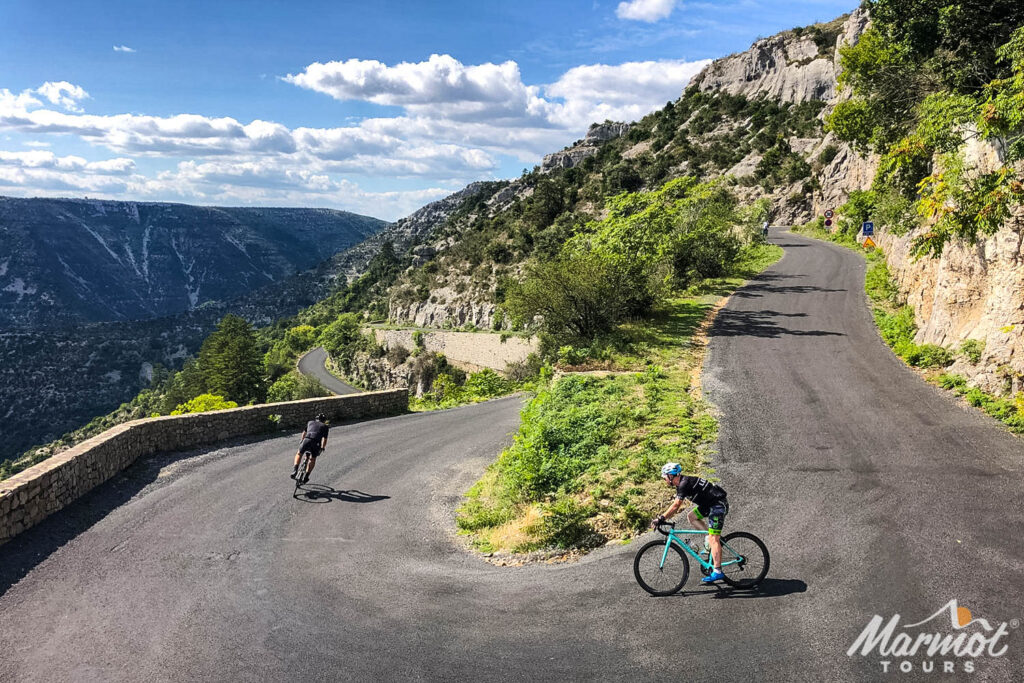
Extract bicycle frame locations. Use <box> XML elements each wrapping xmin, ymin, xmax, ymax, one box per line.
<box><xmin>659</xmin><ymin>527</ymin><xmax>745</xmax><ymax>571</ymax></box>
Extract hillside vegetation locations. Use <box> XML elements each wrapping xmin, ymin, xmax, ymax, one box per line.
<box><xmin>826</xmin><ymin>0</ymin><xmax>1024</xmax><ymax>256</ymax></box>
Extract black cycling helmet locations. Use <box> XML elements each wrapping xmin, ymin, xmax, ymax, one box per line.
<box><xmin>315</xmin><ymin>412</ymin><xmax>327</xmax><ymax>422</ymax></box>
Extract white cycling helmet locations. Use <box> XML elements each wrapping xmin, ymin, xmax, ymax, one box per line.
<box><xmin>661</xmin><ymin>462</ymin><xmax>682</xmax><ymax>478</ymax></box>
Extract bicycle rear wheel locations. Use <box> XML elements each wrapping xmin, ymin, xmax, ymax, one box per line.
<box><xmin>718</xmin><ymin>531</ymin><xmax>770</xmax><ymax>589</ymax></box>
<box><xmin>294</xmin><ymin>452</ymin><xmax>309</xmax><ymax>493</ymax></box>
<box><xmin>633</xmin><ymin>540</ymin><xmax>689</xmax><ymax>596</ymax></box>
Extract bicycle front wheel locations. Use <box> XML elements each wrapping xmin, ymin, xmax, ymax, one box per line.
<box><xmin>633</xmin><ymin>540</ymin><xmax>689</xmax><ymax>596</ymax></box>
<box><xmin>718</xmin><ymin>531</ymin><xmax>770</xmax><ymax>589</ymax></box>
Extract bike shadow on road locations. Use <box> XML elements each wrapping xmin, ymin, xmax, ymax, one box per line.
<box><xmin>707</xmin><ymin>578</ymin><xmax>807</xmax><ymax>599</ymax></box>
<box><xmin>661</xmin><ymin>578</ymin><xmax>808</xmax><ymax>600</ymax></box>
<box><xmin>293</xmin><ymin>484</ymin><xmax>390</xmax><ymax>505</ymax></box>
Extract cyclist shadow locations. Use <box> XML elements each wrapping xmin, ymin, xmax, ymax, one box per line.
<box><xmin>698</xmin><ymin>577</ymin><xmax>808</xmax><ymax>599</ymax></box>
<box><xmin>293</xmin><ymin>484</ymin><xmax>390</xmax><ymax>505</ymax></box>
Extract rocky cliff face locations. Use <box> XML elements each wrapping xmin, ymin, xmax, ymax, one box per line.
<box><xmin>696</xmin><ymin>9</ymin><xmax>1022</xmax><ymax>396</ymax></box>
<box><xmin>540</xmin><ymin>122</ymin><xmax>633</xmax><ymax>173</ymax></box>
<box><xmin>691</xmin><ymin>12</ymin><xmax>868</xmax><ymax>104</ymax></box>
<box><xmin>873</xmin><ymin>151</ymin><xmax>1024</xmax><ymax>395</ymax></box>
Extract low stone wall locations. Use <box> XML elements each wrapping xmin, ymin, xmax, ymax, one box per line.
<box><xmin>371</xmin><ymin>328</ymin><xmax>537</xmax><ymax>373</ymax></box>
<box><xmin>0</xmin><ymin>389</ymin><xmax>407</xmax><ymax>545</ymax></box>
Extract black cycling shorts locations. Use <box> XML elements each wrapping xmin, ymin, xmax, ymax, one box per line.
<box><xmin>298</xmin><ymin>437</ymin><xmax>322</xmax><ymax>459</ymax></box>
<box><xmin>693</xmin><ymin>500</ymin><xmax>729</xmax><ymax>535</ymax></box>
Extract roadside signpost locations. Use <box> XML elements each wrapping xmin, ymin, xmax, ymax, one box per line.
<box><xmin>824</xmin><ymin>209</ymin><xmax>834</xmax><ymax>230</ymax></box>
<box><xmin>824</xmin><ymin>209</ymin><xmax>834</xmax><ymax>219</ymax></box>
<box><xmin>863</xmin><ymin>236</ymin><xmax>876</xmax><ymax>249</ymax></box>
<box><xmin>862</xmin><ymin>221</ymin><xmax>874</xmax><ymax>236</ymax></box>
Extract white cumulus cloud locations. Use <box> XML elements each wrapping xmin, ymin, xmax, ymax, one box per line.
<box><xmin>113</xmin><ymin>45</ymin><xmax>136</xmax><ymax>53</ymax></box>
<box><xmin>546</xmin><ymin>58</ymin><xmax>711</xmax><ymax>107</ymax></box>
<box><xmin>284</xmin><ymin>54</ymin><xmax>529</xmax><ymax>107</ymax></box>
<box><xmin>616</xmin><ymin>0</ymin><xmax>679</xmax><ymax>22</ymax></box>
<box><xmin>35</xmin><ymin>81</ymin><xmax>90</xmax><ymax>112</ymax></box>
<box><xmin>0</xmin><ymin>47</ymin><xmax>711</xmax><ymax>219</ymax></box>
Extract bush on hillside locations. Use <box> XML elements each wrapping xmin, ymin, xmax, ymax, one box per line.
<box><xmin>170</xmin><ymin>393</ymin><xmax>238</xmax><ymax>415</ymax></box>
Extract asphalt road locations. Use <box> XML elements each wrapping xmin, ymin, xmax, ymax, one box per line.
<box><xmin>1</xmin><ymin>228</ymin><xmax>1021</xmax><ymax>681</ymax></box>
<box><xmin>297</xmin><ymin>346</ymin><xmax>360</xmax><ymax>395</ymax></box>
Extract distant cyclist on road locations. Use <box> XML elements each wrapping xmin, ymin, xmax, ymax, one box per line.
<box><xmin>291</xmin><ymin>413</ymin><xmax>329</xmax><ymax>483</ymax></box>
<box><xmin>651</xmin><ymin>463</ymin><xmax>729</xmax><ymax>584</ymax></box>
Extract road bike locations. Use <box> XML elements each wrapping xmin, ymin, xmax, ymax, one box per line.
<box><xmin>293</xmin><ymin>450</ymin><xmax>314</xmax><ymax>494</ymax></box>
<box><xmin>633</xmin><ymin>521</ymin><xmax>770</xmax><ymax>595</ymax></box>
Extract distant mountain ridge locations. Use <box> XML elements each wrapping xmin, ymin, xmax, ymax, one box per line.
<box><xmin>0</xmin><ymin>197</ymin><xmax>388</xmax><ymax>463</ymax></box>
<box><xmin>0</xmin><ymin>197</ymin><xmax>388</xmax><ymax>330</ymax></box>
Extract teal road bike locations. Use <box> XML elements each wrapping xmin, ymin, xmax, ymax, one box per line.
<box><xmin>633</xmin><ymin>521</ymin><xmax>770</xmax><ymax>595</ymax></box>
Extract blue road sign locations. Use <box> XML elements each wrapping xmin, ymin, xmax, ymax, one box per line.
<box><xmin>862</xmin><ymin>221</ymin><xmax>874</xmax><ymax>236</ymax></box>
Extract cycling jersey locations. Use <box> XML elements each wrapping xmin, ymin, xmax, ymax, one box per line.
<box><xmin>674</xmin><ymin>476</ymin><xmax>727</xmax><ymax>508</ymax></box>
<box><xmin>305</xmin><ymin>419</ymin><xmax>329</xmax><ymax>442</ymax></box>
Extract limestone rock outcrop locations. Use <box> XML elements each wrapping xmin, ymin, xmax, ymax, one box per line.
<box><xmin>541</xmin><ymin>122</ymin><xmax>632</xmax><ymax>173</ymax></box>
<box><xmin>872</xmin><ymin>151</ymin><xmax>1024</xmax><ymax>395</ymax></box>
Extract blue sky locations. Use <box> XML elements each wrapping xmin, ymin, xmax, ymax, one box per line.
<box><xmin>0</xmin><ymin>0</ymin><xmax>855</xmax><ymax>220</ymax></box>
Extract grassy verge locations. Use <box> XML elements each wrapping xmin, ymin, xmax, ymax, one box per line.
<box><xmin>454</xmin><ymin>243</ymin><xmax>783</xmax><ymax>558</ymax></box>
<box><xmin>792</xmin><ymin>220</ymin><xmax>1024</xmax><ymax>434</ymax></box>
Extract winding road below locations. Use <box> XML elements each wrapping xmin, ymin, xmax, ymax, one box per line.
<box><xmin>298</xmin><ymin>346</ymin><xmax>360</xmax><ymax>395</ymax></box>
<box><xmin>1</xmin><ymin>229</ymin><xmax>1021</xmax><ymax>681</ymax></box>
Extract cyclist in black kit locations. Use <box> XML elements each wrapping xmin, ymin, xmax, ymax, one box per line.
<box><xmin>291</xmin><ymin>413</ymin><xmax>329</xmax><ymax>483</ymax></box>
<box><xmin>651</xmin><ymin>462</ymin><xmax>729</xmax><ymax>584</ymax></box>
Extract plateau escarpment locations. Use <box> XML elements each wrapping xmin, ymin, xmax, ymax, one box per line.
<box><xmin>0</xmin><ymin>198</ymin><xmax>386</xmax><ymax>329</ymax></box>
<box><xmin>1</xmin><ymin>198</ymin><xmax>388</xmax><ymax>463</ymax></box>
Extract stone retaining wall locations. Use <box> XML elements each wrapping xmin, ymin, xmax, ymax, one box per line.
<box><xmin>371</xmin><ymin>328</ymin><xmax>537</xmax><ymax>373</ymax></box>
<box><xmin>0</xmin><ymin>389</ymin><xmax>407</xmax><ymax>545</ymax></box>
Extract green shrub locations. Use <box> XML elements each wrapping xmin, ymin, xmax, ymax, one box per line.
<box><xmin>937</xmin><ymin>373</ymin><xmax>968</xmax><ymax>391</ymax></box>
<box><xmin>266</xmin><ymin>373</ymin><xmax>330</xmax><ymax>402</ymax></box>
<box><xmin>874</xmin><ymin>307</ymin><xmax>917</xmax><ymax>347</ymax></box>
<box><xmin>905</xmin><ymin>343</ymin><xmax>954</xmax><ymax>368</ymax></box>
<box><xmin>170</xmin><ymin>393</ymin><xmax>238</xmax><ymax>415</ymax></box>
<box><xmin>818</xmin><ymin>144</ymin><xmax>840</xmax><ymax>165</ymax></box>
<box><xmin>284</xmin><ymin>325</ymin><xmax>317</xmax><ymax>353</ymax></box>
<box><xmin>505</xmin><ymin>353</ymin><xmax>543</xmax><ymax>382</ymax></box>
<box><xmin>531</xmin><ymin>498</ymin><xmax>597</xmax><ymax>549</ymax></box>
<box><xmin>965</xmin><ymin>387</ymin><xmax>987</xmax><ymax>407</ymax></box>
<box><xmin>464</xmin><ymin>369</ymin><xmax>512</xmax><ymax>398</ymax></box>
<box><xmin>960</xmin><ymin>339</ymin><xmax>985</xmax><ymax>364</ymax></box>
<box><xmin>618</xmin><ymin>502</ymin><xmax>649</xmax><ymax>533</ymax></box>
<box><xmin>557</xmin><ymin>345</ymin><xmax>589</xmax><ymax>366</ymax></box>
<box><xmin>496</xmin><ymin>375</ymin><xmax>629</xmax><ymax>501</ymax></box>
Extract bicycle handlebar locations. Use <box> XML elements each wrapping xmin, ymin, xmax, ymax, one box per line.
<box><xmin>654</xmin><ymin>520</ymin><xmax>676</xmax><ymax>536</ymax></box>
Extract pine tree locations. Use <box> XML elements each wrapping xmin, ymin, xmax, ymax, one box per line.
<box><xmin>197</xmin><ymin>315</ymin><xmax>264</xmax><ymax>404</ymax></box>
